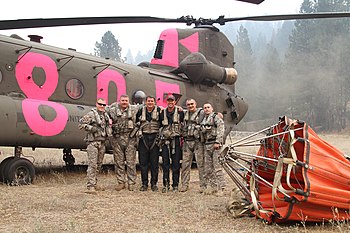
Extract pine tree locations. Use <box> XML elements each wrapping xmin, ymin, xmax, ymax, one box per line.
<box><xmin>285</xmin><ymin>0</ymin><xmax>350</xmax><ymax>130</ymax></box>
<box><xmin>125</xmin><ymin>49</ymin><xmax>134</xmax><ymax>64</ymax></box>
<box><xmin>234</xmin><ymin>25</ymin><xmax>256</xmax><ymax>121</ymax></box>
<box><xmin>94</xmin><ymin>31</ymin><xmax>122</xmax><ymax>62</ymax></box>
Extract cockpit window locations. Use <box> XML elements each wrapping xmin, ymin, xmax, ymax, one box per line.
<box><xmin>66</xmin><ymin>78</ymin><xmax>84</xmax><ymax>99</ymax></box>
<box><xmin>153</xmin><ymin>40</ymin><xmax>164</xmax><ymax>59</ymax></box>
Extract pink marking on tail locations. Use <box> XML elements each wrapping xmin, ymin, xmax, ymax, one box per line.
<box><xmin>150</xmin><ymin>29</ymin><xmax>179</xmax><ymax>68</ymax></box>
<box><xmin>179</xmin><ymin>32</ymin><xmax>199</xmax><ymax>53</ymax></box>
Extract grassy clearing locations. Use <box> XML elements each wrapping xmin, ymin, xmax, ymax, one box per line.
<box><xmin>2</xmin><ymin>169</ymin><xmax>346</xmax><ymax>233</ymax></box>
<box><xmin>0</xmin><ymin>133</ymin><xmax>349</xmax><ymax>232</ymax></box>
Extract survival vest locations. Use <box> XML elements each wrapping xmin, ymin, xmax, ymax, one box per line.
<box><xmin>139</xmin><ymin>106</ymin><xmax>160</xmax><ymax>134</ymax></box>
<box><xmin>201</xmin><ymin>112</ymin><xmax>219</xmax><ymax>142</ymax></box>
<box><xmin>110</xmin><ymin>105</ymin><xmax>135</xmax><ymax>135</ymax></box>
<box><xmin>183</xmin><ymin>108</ymin><xmax>204</xmax><ymax>140</ymax></box>
<box><xmin>80</xmin><ymin>108</ymin><xmax>111</xmax><ymax>142</ymax></box>
<box><xmin>161</xmin><ymin>106</ymin><xmax>182</xmax><ymax>139</ymax></box>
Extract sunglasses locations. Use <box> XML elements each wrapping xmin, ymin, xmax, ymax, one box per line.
<box><xmin>97</xmin><ymin>102</ymin><xmax>106</xmax><ymax>106</ymax></box>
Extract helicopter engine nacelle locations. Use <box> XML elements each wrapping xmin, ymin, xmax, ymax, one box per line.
<box><xmin>179</xmin><ymin>52</ymin><xmax>237</xmax><ymax>85</ymax></box>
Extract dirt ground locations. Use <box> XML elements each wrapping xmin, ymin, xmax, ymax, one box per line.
<box><xmin>0</xmin><ymin>133</ymin><xmax>349</xmax><ymax>233</ymax></box>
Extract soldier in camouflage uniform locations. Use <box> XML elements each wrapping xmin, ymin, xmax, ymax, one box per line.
<box><xmin>79</xmin><ymin>98</ymin><xmax>111</xmax><ymax>194</ymax></box>
<box><xmin>106</xmin><ymin>95</ymin><xmax>139</xmax><ymax>191</ymax></box>
<box><xmin>179</xmin><ymin>99</ymin><xmax>206</xmax><ymax>193</ymax></box>
<box><xmin>201</xmin><ymin>103</ymin><xmax>226</xmax><ymax>196</ymax></box>
<box><xmin>159</xmin><ymin>94</ymin><xmax>184</xmax><ymax>193</ymax></box>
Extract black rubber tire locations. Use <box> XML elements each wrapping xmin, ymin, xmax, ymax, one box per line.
<box><xmin>5</xmin><ymin>158</ymin><xmax>35</xmax><ymax>185</ymax></box>
<box><xmin>0</xmin><ymin>157</ymin><xmax>16</xmax><ymax>183</ymax></box>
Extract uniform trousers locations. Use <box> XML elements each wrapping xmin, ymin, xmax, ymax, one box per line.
<box><xmin>86</xmin><ymin>140</ymin><xmax>105</xmax><ymax>188</ymax></box>
<box><xmin>110</xmin><ymin>134</ymin><xmax>137</xmax><ymax>186</ymax></box>
<box><xmin>161</xmin><ymin>136</ymin><xmax>181</xmax><ymax>188</ymax></box>
<box><xmin>138</xmin><ymin>133</ymin><xmax>160</xmax><ymax>187</ymax></box>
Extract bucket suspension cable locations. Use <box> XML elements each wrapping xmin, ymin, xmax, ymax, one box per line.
<box><xmin>230</xmin><ymin>124</ymin><xmax>278</xmax><ymax>146</ymax></box>
<box><xmin>221</xmin><ymin>124</ymin><xmax>309</xmax><ymax>218</ymax></box>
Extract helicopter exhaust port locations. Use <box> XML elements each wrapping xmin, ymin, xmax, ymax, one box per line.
<box><xmin>28</xmin><ymin>35</ymin><xmax>43</xmax><ymax>43</ymax></box>
<box><xmin>179</xmin><ymin>52</ymin><xmax>237</xmax><ymax>85</ymax></box>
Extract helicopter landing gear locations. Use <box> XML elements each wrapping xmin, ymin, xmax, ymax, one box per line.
<box><xmin>0</xmin><ymin>157</ymin><xmax>15</xmax><ymax>182</ymax></box>
<box><xmin>63</xmin><ymin>148</ymin><xmax>75</xmax><ymax>166</ymax></box>
<box><xmin>0</xmin><ymin>146</ymin><xmax>35</xmax><ymax>185</ymax></box>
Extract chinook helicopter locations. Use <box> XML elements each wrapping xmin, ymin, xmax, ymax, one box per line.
<box><xmin>1</xmin><ymin>0</ymin><xmax>350</xmax><ymax>185</ymax></box>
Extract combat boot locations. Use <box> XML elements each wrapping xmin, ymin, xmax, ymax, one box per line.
<box><xmin>139</xmin><ymin>185</ymin><xmax>148</xmax><ymax>191</ymax></box>
<box><xmin>161</xmin><ymin>185</ymin><xmax>170</xmax><ymax>193</ymax></box>
<box><xmin>151</xmin><ymin>185</ymin><xmax>158</xmax><ymax>192</ymax></box>
<box><xmin>203</xmin><ymin>187</ymin><xmax>213</xmax><ymax>195</ymax></box>
<box><xmin>172</xmin><ymin>186</ymin><xmax>179</xmax><ymax>193</ymax></box>
<box><xmin>85</xmin><ymin>186</ymin><xmax>97</xmax><ymax>195</ymax></box>
<box><xmin>115</xmin><ymin>183</ymin><xmax>125</xmax><ymax>191</ymax></box>
<box><xmin>128</xmin><ymin>184</ymin><xmax>136</xmax><ymax>191</ymax></box>
<box><xmin>95</xmin><ymin>185</ymin><xmax>105</xmax><ymax>191</ymax></box>
<box><xmin>179</xmin><ymin>186</ymin><xmax>188</xmax><ymax>192</ymax></box>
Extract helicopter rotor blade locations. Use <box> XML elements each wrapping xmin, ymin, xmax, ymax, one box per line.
<box><xmin>1</xmin><ymin>12</ymin><xmax>350</xmax><ymax>30</ymax></box>
<box><xmin>217</xmin><ymin>12</ymin><xmax>350</xmax><ymax>24</ymax></box>
<box><xmin>0</xmin><ymin>16</ymin><xmax>186</xmax><ymax>30</ymax></box>
<box><xmin>235</xmin><ymin>0</ymin><xmax>265</xmax><ymax>4</ymax></box>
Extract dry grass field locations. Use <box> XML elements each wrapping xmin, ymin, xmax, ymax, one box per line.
<box><xmin>0</xmin><ymin>133</ymin><xmax>349</xmax><ymax>233</ymax></box>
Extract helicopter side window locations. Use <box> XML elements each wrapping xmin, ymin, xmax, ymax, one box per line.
<box><xmin>66</xmin><ymin>78</ymin><xmax>84</xmax><ymax>100</ymax></box>
<box><xmin>132</xmin><ymin>90</ymin><xmax>146</xmax><ymax>105</ymax></box>
<box><xmin>153</xmin><ymin>40</ymin><xmax>164</xmax><ymax>59</ymax></box>
<box><xmin>0</xmin><ymin>69</ymin><xmax>2</xmax><ymax>84</ymax></box>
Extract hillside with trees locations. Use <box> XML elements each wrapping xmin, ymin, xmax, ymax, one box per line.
<box><xmin>230</xmin><ymin>0</ymin><xmax>350</xmax><ymax>132</ymax></box>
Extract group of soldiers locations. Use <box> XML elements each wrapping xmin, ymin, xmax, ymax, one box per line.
<box><xmin>78</xmin><ymin>94</ymin><xmax>226</xmax><ymax>196</ymax></box>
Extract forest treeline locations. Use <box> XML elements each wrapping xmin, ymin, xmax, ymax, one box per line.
<box><xmin>94</xmin><ymin>0</ymin><xmax>350</xmax><ymax>132</ymax></box>
<box><xmin>228</xmin><ymin>0</ymin><xmax>350</xmax><ymax>132</ymax></box>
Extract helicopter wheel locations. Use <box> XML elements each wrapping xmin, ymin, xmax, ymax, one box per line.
<box><xmin>3</xmin><ymin>157</ymin><xmax>35</xmax><ymax>185</ymax></box>
<box><xmin>0</xmin><ymin>157</ymin><xmax>16</xmax><ymax>183</ymax></box>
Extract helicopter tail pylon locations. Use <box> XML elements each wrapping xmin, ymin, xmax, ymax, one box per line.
<box><xmin>221</xmin><ymin>116</ymin><xmax>350</xmax><ymax>223</ymax></box>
